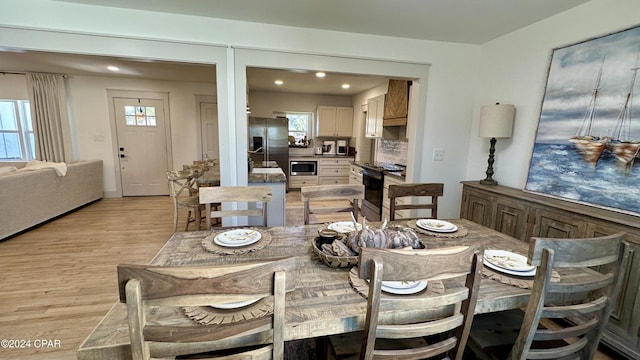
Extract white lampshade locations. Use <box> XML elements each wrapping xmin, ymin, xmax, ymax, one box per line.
<box><xmin>479</xmin><ymin>104</ymin><xmax>515</xmax><ymax>138</ymax></box>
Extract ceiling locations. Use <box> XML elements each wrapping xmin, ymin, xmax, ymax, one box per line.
<box><xmin>2</xmin><ymin>0</ymin><xmax>591</xmax><ymax>95</ymax></box>
<box><xmin>0</xmin><ymin>50</ymin><xmax>389</xmax><ymax>95</ymax></box>
<box><xmin>57</xmin><ymin>0</ymin><xmax>591</xmax><ymax>44</ymax></box>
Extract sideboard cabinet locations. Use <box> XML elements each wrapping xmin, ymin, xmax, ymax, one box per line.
<box><xmin>460</xmin><ymin>181</ymin><xmax>640</xmax><ymax>359</ymax></box>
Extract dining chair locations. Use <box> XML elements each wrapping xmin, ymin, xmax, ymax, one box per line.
<box><xmin>301</xmin><ymin>184</ymin><xmax>364</xmax><ymax>225</ymax></box>
<box><xmin>328</xmin><ymin>245</ymin><xmax>483</xmax><ymax>360</ymax></box>
<box><xmin>191</xmin><ymin>159</ymin><xmax>219</xmax><ymax>169</ymax></box>
<box><xmin>199</xmin><ymin>186</ymin><xmax>272</xmax><ymax>228</ymax></box>
<box><xmin>166</xmin><ymin>169</ymin><xmax>206</xmax><ymax>232</ymax></box>
<box><xmin>387</xmin><ymin>183</ymin><xmax>444</xmax><ymax>221</ymax></box>
<box><xmin>467</xmin><ymin>232</ymin><xmax>629</xmax><ymax>360</ymax></box>
<box><xmin>117</xmin><ymin>257</ymin><xmax>297</xmax><ymax>360</ymax></box>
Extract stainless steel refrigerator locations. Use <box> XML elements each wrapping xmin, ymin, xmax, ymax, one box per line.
<box><xmin>248</xmin><ymin>117</ymin><xmax>289</xmax><ymax>186</ymax></box>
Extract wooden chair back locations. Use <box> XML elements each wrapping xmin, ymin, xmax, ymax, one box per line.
<box><xmin>387</xmin><ymin>183</ymin><xmax>443</xmax><ymax>220</ymax></box>
<box><xmin>509</xmin><ymin>232</ymin><xmax>629</xmax><ymax>359</ymax></box>
<box><xmin>357</xmin><ymin>246</ymin><xmax>483</xmax><ymax>360</ymax></box>
<box><xmin>199</xmin><ymin>186</ymin><xmax>272</xmax><ymax>228</ymax></box>
<box><xmin>166</xmin><ymin>169</ymin><xmax>204</xmax><ymax>231</ymax></box>
<box><xmin>117</xmin><ymin>257</ymin><xmax>297</xmax><ymax>360</ymax></box>
<box><xmin>301</xmin><ymin>184</ymin><xmax>364</xmax><ymax>224</ymax></box>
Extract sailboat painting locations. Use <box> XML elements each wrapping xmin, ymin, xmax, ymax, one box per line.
<box><xmin>525</xmin><ymin>24</ymin><xmax>640</xmax><ymax>216</ymax></box>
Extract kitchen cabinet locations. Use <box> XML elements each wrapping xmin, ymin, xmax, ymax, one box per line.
<box><xmin>318</xmin><ymin>158</ymin><xmax>351</xmax><ymax>185</ymax></box>
<box><xmin>316</xmin><ymin>106</ymin><xmax>353</xmax><ymax>137</ymax></box>
<box><xmin>365</xmin><ymin>94</ymin><xmax>384</xmax><ymax>138</ymax></box>
<box><xmin>460</xmin><ymin>181</ymin><xmax>640</xmax><ymax>359</ymax></box>
<box><xmin>381</xmin><ymin>175</ymin><xmax>405</xmax><ymax>221</ymax></box>
<box><xmin>289</xmin><ymin>176</ymin><xmax>318</xmax><ymax>189</ymax></box>
<box><xmin>349</xmin><ymin>164</ymin><xmax>363</xmax><ymax>185</ymax></box>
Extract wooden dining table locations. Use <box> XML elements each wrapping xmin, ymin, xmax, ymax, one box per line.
<box><xmin>76</xmin><ymin>219</ymin><xmax>591</xmax><ymax>360</ymax></box>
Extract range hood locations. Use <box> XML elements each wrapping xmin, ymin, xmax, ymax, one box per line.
<box><xmin>383</xmin><ymin>79</ymin><xmax>409</xmax><ymax>127</ymax></box>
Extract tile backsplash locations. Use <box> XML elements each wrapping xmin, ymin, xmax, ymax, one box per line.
<box><xmin>376</xmin><ymin>138</ymin><xmax>408</xmax><ymax>165</ymax></box>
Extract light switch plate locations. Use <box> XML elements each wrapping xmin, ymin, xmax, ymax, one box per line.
<box><xmin>433</xmin><ymin>148</ymin><xmax>445</xmax><ymax>161</ymax></box>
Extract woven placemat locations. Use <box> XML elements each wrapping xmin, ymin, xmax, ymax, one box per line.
<box><xmin>349</xmin><ymin>266</ymin><xmax>445</xmax><ymax>298</ymax></box>
<box><xmin>482</xmin><ymin>267</ymin><xmax>560</xmax><ymax>290</ymax></box>
<box><xmin>201</xmin><ymin>228</ymin><xmax>272</xmax><ymax>255</ymax></box>
<box><xmin>406</xmin><ymin>220</ymin><xmax>468</xmax><ymax>238</ymax></box>
<box><xmin>183</xmin><ymin>297</ymin><xmax>273</xmax><ymax>325</ymax></box>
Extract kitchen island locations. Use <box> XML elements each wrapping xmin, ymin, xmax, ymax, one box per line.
<box><xmin>248</xmin><ymin>166</ymin><xmax>287</xmax><ymax>227</ymax></box>
<box><xmin>197</xmin><ymin>164</ymin><xmax>287</xmax><ymax>227</ymax></box>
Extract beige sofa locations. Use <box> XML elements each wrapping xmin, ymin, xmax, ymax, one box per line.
<box><xmin>0</xmin><ymin>160</ymin><xmax>103</xmax><ymax>240</ymax></box>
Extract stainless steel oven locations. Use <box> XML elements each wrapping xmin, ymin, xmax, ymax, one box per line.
<box><xmin>361</xmin><ymin>167</ymin><xmax>383</xmax><ymax>221</ymax></box>
<box><xmin>289</xmin><ymin>160</ymin><xmax>317</xmax><ymax>176</ymax></box>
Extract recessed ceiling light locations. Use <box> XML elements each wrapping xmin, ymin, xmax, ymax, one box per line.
<box><xmin>274</xmin><ymin>80</ymin><xmax>284</xmax><ymax>85</ymax></box>
<box><xmin>107</xmin><ymin>65</ymin><xmax>119</xmax><ymax>72</ymax></box>
<box><xmin>315</xmin><ymin>72</ymin><xmax>326</xmax><ymax>78</ymax></box>
<box><xmin>341</xmin><ymin>83</ymin><xmax>351</xmax><ymax>89</ymax></box>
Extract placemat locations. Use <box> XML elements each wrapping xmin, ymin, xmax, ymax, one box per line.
<box><xmin>349</xmin><ymin>266</ymin><xmax>445</xmax><ymax>298</ymax></box>
<box><xmin>183</xmin><ymin>297</ymin><xmax>273</xmax><ymax>325</ymax></box>
<box><xmin>482</xmin><ymin>267</ymin><xmax>560</xmax><ymax>290</ymax></box>
<box><xmin>201</xmin><ymin>228</ymin><xmax>272</xmax><ymax>255</ymax></box>
<box><xmin>407</xmin><ymin>220</ymin><xmax>469</xmax><ymax>238</ymax></box>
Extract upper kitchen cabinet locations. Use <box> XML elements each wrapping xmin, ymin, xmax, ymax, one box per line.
<box><xmin>316</xmin><ymin>106</ymin><xmax>353</xmax><ymax>137</ymax></box>
<box><xmin>365</xmin><ymin>94</ymin><xmax>384</xmax><ymax>138</ymax></box>
<box><xmin>365</xmin><ymin>80</ymin><xmax>410</xmax><ymax>139</ymax></box>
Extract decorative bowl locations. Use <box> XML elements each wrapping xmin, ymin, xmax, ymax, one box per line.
<box><xmin>311</xmin><ymin>237</ymin><xmax>358</xmax><ymax>268</ymax></box>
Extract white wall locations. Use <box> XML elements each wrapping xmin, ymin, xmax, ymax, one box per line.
<box><xmin>467</xmin><ymin>0</ymin><xmax>640</xmax><ymax>190</ymax></box>
<box><xmin>0</xmin><ymin>74</ymin><xmax>216</xmax><ymax>194</ymax></box>
<box><xmin>2</xmin><ymin>0</ymin><xmax>637</xmax><ymax>218</ymax></box>
<box><xmin>66</xmin><ymin>76</ymin><xmax>215</xmax><ymax>195</ymax></box>
<box><xmin>0</xmin><ymin>74</ymin><xmax>28</xmax><ymax>99</ymax></box>
<box><xmin>0</xmin><ymin>0</ymin><xmax>479</xmax><ymax>218</ymax></box>
<box><xmin>248</xmin><ymin>91</ymin><xmax>352</xmax><ymax>119</ymax></box>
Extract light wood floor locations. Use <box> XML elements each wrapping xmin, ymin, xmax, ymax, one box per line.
<box><xmin>0</xmin><ymin>194</ymin><xmax>624</xmax><ymax>359</ymax></box>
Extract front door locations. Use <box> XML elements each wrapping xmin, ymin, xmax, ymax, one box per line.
<box><xmin>114</xmin><ymin>97</ymin><xmax>169</xmax><ymax>196</ymax></box>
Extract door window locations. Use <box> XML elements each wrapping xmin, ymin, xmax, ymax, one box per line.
<box><xmin>125</xmin><ymin>106</ymin><xmax>157</xmax><ymax>126</ymax></box>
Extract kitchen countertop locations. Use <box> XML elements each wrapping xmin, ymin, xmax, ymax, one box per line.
<box><xmin>197</xmin><ymin>165</ymin><xmax>286</xmax><ymax>186</ymax></box>
<box><xmin>248</xmin><ymin>167</ymin><xmax>287</xmax><ymax>183</ymax></box>
<box><xmin>384</xmin><ymin>171</ymin><xmax>406</xmax><ymax>180</ymax></box>
<box><xmin>351</xmin><ymin>161</ymin><xmax>406</xmax><ymax>180</ymax></box>
<box><xmin>289</xmin><ymin>155</ymin><xmax>354</xmax><ymax>159</ymax></box>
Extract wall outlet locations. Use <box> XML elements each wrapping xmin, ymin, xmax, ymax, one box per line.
<box><xmin>433</xmin><ymin>148</ymin><xmax>445</xmax><ymax>161</ymax></box>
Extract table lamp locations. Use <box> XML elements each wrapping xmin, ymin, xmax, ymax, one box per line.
<box><xmin>479</xmin><ymin>103</ymin><xmax>515</xmax><ymax>185</ymax></box>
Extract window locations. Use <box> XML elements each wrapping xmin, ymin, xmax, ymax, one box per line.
<box><xmin>0</xmin><ymin>100</ymin><xmax>34</xmax><ymax>161</ymax></box>
<box><xmin>124</xmin><ymin>105</ymin><xmax>157</xmax><ymax>126</ymax></box>
<box><xmin>279</xmin><ymin>112</ymin><xmax>313</xmax><ymax>145</ymax></box>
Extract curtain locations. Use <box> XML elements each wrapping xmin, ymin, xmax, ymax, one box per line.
<box><xmin>26</xmin><ymin>73</ymin><xmax>71</xmax><ymax>162</ymax></box>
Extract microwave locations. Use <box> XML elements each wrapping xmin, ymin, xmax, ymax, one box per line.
<box><xmin>290</xmin><ymin>160</ymin><xmax>317</xmax><ymax>176</ymax></box>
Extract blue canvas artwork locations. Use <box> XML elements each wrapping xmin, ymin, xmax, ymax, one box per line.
<box><xmin>525</xmin><ymin>25</ymin><xmax>640</xmax><ymax>215</ymax></box>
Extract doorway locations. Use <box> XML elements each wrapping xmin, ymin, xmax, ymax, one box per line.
<box><xmin>197</xmin><ymin>96</ymin><xmax>219</xmax><ymax>161</ymax></box>
<box><xmin>111</xmin><ymin>92</ymin><xmax>171</xmax><ymax>196</ymax></box>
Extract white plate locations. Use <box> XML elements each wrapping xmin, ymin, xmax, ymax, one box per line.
<box><xmin>484</xmin><ymin>250</ymin><xmax>535</xmax><ymax>272</ymax></box>
<box><xmin>382</xmin><ymin>280</ymin><xmax>428</xmax><ymax>295</ymax></box>
<box><xmin>382</xmin><ymin>280</ymin><xmax>420</xmax><ymax>290</ymax></box>
<box><xmin>328</xmin><ymin>221</ymin><xmax>363</xmax><ymax>233</ymax></box>
<box><xmin>416</xmin><ymin>219</ymin><xmax>458</xmax><ymax>233</ymax></box>
<box><xmin>483</xmin><ymin>259</ymin><xmax>536</xmax><ymax>277</ymax></box>
<box><xmin>214</xmin><ymin>229</ymin><xmax>262</xmax><ymax>247</ymax></box>
<box><xmin>210</xmin><ymin>298</ymin><xmax>260</xmax><ymax>309</ymax></box>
